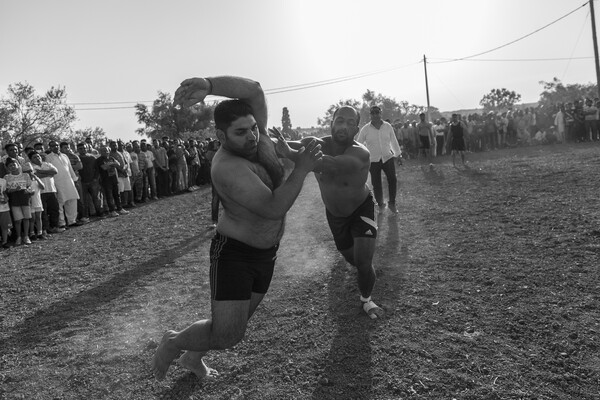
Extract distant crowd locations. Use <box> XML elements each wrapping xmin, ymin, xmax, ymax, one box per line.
<box><xmin>0</xmin><ymin>136</ymin><xmax>220</xmax><ymax>248</ymax></box>
<box><xmin>393</xmin><ymin>98</ymin><xmax>600</xmax><ymax>159</ymax></box>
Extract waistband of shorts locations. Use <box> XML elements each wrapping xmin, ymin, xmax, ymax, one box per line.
<box><xmin>326</xmin><ymin>192</ymin><xmax>374</xmax><ymax>218</ymax></box>
<box><xmin>214</xmin><ymin>231</ymin><xmax>279</xmax><ymax>253</ymax></box>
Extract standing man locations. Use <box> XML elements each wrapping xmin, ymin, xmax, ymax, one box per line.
<box><xmin>76</xmin><ymin>142</ymin><xmax>102</xmax><ymax>221</ymax></box>
<box><xmin>153</xmin><ymin>138</ymin><xmax>169</xmax><ymax>198</ymax></box>
<box><xmin>275</xmin><ymin>105</ymin><xmax>384</xmax><ymax>320</ymax></box>
<box><xmin>152</xmin><ymin>76</ymin><xmax>321</xmax><ymax>381</ymax></box>
<box><xmin>46</xmin><ymin>141</ymin><xmax>80</xmax><ymax>228</ymax></box>
<box><xmin>356</xmin><ymin>106</ymin><xmax>401</xmax><ymax>213</ymax></box>
<box><xmin>445</xmin><ymin>114</ymin><xmax>468</xmax><ymax>167</ymax></box>
<box><xmin>416</xmin><ymin>112</ymin><xmax>436</xmax><ymax>167</ymax></box>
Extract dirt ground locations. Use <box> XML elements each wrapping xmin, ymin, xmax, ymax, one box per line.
<box><xmin>1</xmin><ymin>142</ymin><xmax>599</xmax><ymax>400</ymax></box>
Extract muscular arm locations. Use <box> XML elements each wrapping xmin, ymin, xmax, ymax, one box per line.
<box><xmin>214</xmin><ymin>140</ymin><xmax>320</xmax><ymax>220</ymax></box>
<box><xmin>175</xmin><ymin>75</ymin><xmax>283</xmax><ymax>186</ymax></box>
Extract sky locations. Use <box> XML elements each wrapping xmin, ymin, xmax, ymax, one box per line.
<box><xmin>1</xmin><ymin>0</ymin><xmax>598</xmax><ymax>142</ymax></box>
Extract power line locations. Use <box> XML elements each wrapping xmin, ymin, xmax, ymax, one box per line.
<box><xmin>429</xmin><ymin>56</ymin><xmax>593</xmax><ymax>62</ymax></box>
<box><xmin>562</xmin><ymin>8</ymin><xmax>590</xmax><ymax>80</ymax></box>
<box><xmin>264</xmin><ymin>61</ymin><xmax>422</xmax><ymax>94</ymax></box>
<box><xmin>429</xmin><ymin>2</ymin><xmax>589</xmax><ymax>64</ymax></box>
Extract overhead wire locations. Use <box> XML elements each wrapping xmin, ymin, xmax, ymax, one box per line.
<box><xmin>427</xmin><ymin>2</ymin><xmax>589</xmax><ymax>64</ymax></box>
<box><xmin>561</xmin><ymin>8</ymin><xmax>591</xmax><ymax>80</ymax></box>
<box><xmin>6</xmin><ymin>2</ymin><xmax>593</xmax><ymax>113</ymax></box>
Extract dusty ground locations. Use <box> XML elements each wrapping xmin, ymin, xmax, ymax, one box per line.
<box><xmin>1</xmin><ymin>142</ymin><xmax>599</xmax><ymax>400</ymax></box>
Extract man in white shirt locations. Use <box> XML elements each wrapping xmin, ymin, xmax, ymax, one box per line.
<box><xmin>46</xmin><ymin>140</ymin><xmax>80</xmax><ymax>228</ymax></box>
<box><xmin>356</xmin><ymin>106</ymin><xmax>401</xmax><ymax>213</ymax></box>
<box><xmin>142</xmin><ymin>141</ymin><xmax>158</xmax><ymax>200</ymax></box>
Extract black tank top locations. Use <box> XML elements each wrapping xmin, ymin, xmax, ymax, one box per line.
<box><xmin>450</xmin><ymin>122</ymin><xmax>464</xmax><ymax>140</ymax></box>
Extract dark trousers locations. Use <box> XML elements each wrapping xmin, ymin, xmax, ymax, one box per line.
<box><xmin>101</xmin><ymin>177</ymin><xmax>121</xmax><ymax>212</ymax></box>
<box><xmin>156</xmin><ymin>167</ymin><xmax>170</xmax><ymax>197</ymax></box>
<box><xmin>41</xmin><ymin>192</ymin><xmax>60</xmax><ymax>230</ymax></box>
<box><xmin>80</xmin><ymin>180</ymin><xmax>103</xmax><ymax>217</ymax></box>
<box><xmin>369</xmin><ymin>158</ymin><xmax>397</xmax><ymax>206</ymax></box>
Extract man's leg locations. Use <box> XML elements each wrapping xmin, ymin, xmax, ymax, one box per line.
<box><xmin>153</xmin><ymin>297</ymin><xmax>261</xmax><ymax>380</ymax></box>
<box><xmin>382</xmin><ymin>159</ymin><xmax>397</xmax><ymax>209</ymax></box>
<box><xmin>369</xmin><ymin>161</ymin><xmax>384</xmax><ymax>207</ymax></box>
<box><xmin>339</xmin><ymin>237</ymin><xmax>383</xmax><ymax>318</ymax></box>
<box><xmin>177</xmin><ymin>292</ymin><xmax>265</xmax><ymax>377</ymax></box>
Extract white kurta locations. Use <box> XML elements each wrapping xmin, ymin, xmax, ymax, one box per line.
<box><xmin>46</xmin><ymin>152</ymin><xmax>79</xmax><ymax>203</ymax></box>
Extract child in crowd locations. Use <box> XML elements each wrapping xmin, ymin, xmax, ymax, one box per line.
<box><xmin>24</xmin><ymin>155</ymin><xmax>46</xmax><ymax>240</ymax></box>
<box><xmin>0</xmin><ymin>175</ymin><xmax>12</xmax><ymax>248</ymax></box>
<box><xmin>4</xmin><ymin>157</ymin><xmax>33</xmax><ymax>245</ymax></box>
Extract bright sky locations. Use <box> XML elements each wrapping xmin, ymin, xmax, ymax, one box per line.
<box><xmin>1</xmin><ymin>0</ymin><xmax>597</xmax><ymax>141</ymax></box>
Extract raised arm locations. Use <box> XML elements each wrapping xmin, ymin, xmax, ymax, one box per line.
<box><xmin>174</xmin><ymin>76</ymin><xmax>267</xmax><ymax>129</ymax></box>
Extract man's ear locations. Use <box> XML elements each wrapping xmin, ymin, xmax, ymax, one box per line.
<box><xmin>216</xmin><ymin>129</ymin><xmax>226</xmax><ymax>143</ymax></box>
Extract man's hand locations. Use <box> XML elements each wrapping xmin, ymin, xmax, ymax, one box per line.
<box><xmin>269</xmin><ymin>127</ymin><xmax>294</xmax><ymax>159</ymax></box>
<box><xmin>174</xmin><ymin>78</ymin><xmax>211</xmax><ymax>108</ymax></box>
<box><xmin>294</xmin><ymin>139</ymin><xmax>322</xmax><ymax>173</ymax></box>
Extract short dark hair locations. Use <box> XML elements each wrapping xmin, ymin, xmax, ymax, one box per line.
<box><xmin>331</xmin><ymin>106</ymin><xmax>360</xmax><ymax>126</ymax></box>
<box><xmin>4</xmin><ymin>143</ymin><xmax>17</xmax><ymax>152</ymax></box>
<box><xmin>214</xmin><ymin>99</ymin><xmax>255</xmax><ymax>132</ymax></box>
<box><xmin>59</xmin><ymin>141</ymin><xmax>69</xmax><ymax>148</ymax></box>
<box><xmin>27</xmin><ymin>150</ymin><xmax>38</xmax><ymax>159</ymax></box>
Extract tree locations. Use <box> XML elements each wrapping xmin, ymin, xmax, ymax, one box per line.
<box><xmin>281</xmin><ymin>107</ymin><xmax>292</xmax><ymax>135</ymax></box>
<box><xmin>135</xmin><ymin>91</ymin><xmax>215</xmax><ymax>140</ymax></box>
<box><xmin>318</xmin><ymin>98</ymin><xmax>363</xmax><ymax>127</ymax></box>
<box><xmin>319</xmin><ymin>91</ymin><xmax>435</xmax><ymax>128</ymax></box>
<box><xmin>479</xmin><ymin>88</ymin><xmax>522</xmax><ymax>111</ymax></box>
<box><xmin>538</xmin><ymin>77</ymin><xmax>598</xmax><ymax>108</ymax></box>
<box><xmin>66</xmin><ymin>127</ymin><xmax>107</xmax><ymax>147</ymax></box>
<box><xmin>0</xmin><ymin>82</ymin><xmax>77</xmax><ymax>147</ymax></box>
<box><xmin>280</xmin><ymin>107</ymin><xmax>301</xmax><ymax>140</ymax></box>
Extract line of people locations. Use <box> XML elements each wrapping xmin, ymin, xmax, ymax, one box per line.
<box><xmin>394</xmin><ymin>98</ymin><xmax>600</xmax><ymax>161</ymax></box>
<box><xmin>0</xmin><ymin>136</ymin><xmax>221</xmax><ymax>248</ymax></box>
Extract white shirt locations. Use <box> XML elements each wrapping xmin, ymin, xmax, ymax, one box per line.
<box><xmin>0</xmin><ymin>178</ymin><xmax>9</xmax><ymax>212</ymax></box>
<box><xmin>357</xmin><ymin>120</ymin><xmax>401</xmax><ymax>163</ymax></box>
<box><xmin>144</xmin><ymin>150</ymin><xmax>155</xmax><ymax>168</ymax></box>
<box><xmin>33</xmin><ymin>162</ymin><xmax>58</xmax><ymax>194</ymax></box>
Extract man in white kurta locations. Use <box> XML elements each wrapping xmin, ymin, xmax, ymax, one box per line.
<box><xmin>46</xmin><ymin>140</ymin><xmax>80</xmax><ymax>227</ymax></box>
<box><xmin>356</xmin><ymin>105</ymin><xmax>402</xmax><ymax>213</ymax></box>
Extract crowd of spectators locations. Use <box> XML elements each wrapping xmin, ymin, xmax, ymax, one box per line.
<box><xmin>393</xmin><ymin>98</ymin><xmax>600</xmax><ymax>159</ymax></box>
<box><xmin>0</xmin><ymin>136</ymin><xmax>221</xmax><ymax>249</ymax></box>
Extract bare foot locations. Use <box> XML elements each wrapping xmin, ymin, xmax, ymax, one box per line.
<box><xmin>152</xmin><ymin>330</ymin><xmax>181</xmax><ymax>380</ymax></box>
<box><xmin>362</xmin><ymin>300</ymin><xmax>384</xmax><ymax>319</ymax></box>
<box><xmin>178</xmin><ymin>351</ymin><xmax>219</xmax><ymax>379</ymax></box>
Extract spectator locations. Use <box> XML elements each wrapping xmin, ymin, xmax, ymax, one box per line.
<box><xmin>96</xmin><ymin>146</ymin><xmax>123</xmax><ymax>218</ymax></box>
<box><xmin>31</xmin><ymin>150</ymin><xmax>62</xmax><ymax>234</ymax></box>
<box><xmin>153</xmin><ymin>138</ymin><xmax>169</xmax><ymax>198</ymax></box>
<box><xmin>0</xmin><ymin>174</ymin><xmax>11</xmax><ymax>248</ymax></box>
<box><xmin>143</xmin><ymin>142</ymin><xmax>158</xmax><ymax>200</ymax></box>
<box><xmin>46</xmin><ymin>140</ymin><xmax>80</xmax><ymax>228</ymax></box>
<box><xmin>4</xmin><ymin>157</ymin><xmax>33</xmax><ymax>245</ymax></box>
<box><xmin>76</xmin><ymin>142</ymin><xmax>102</xmax><ymax>221</ymax></box>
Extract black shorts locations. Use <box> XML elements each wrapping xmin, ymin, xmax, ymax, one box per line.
<box><xmin>210</xmin><ymin>232</ymin><xmax>278</xmax><ymax>301</ymax></box>
<box><xmin>326</xmin><ymin>193</ymin><xmax>377</xmax><ymax>251</ymax></box>
<box><xmin>419</xmin><ymin>135</ymin><xmax>431</xmax><ymax>149</ymax></box>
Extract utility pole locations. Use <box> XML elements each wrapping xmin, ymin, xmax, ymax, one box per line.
<box><xmin>423</xmin><ymin>54</ymin><xmax>431</xmax><ymax>120</ymax></box>
<box><xmin>590</xmin><ymin>0</ymin><xmax>600</xmax><ymax>97</ymax></box>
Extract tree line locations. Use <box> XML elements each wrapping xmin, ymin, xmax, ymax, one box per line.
<box><xmin>1</xmin><ymin>78</ymin><xmax>596</xmax><ymax>146</ymax></box>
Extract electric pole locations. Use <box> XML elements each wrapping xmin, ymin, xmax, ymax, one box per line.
<box><xmin>590</xmin><ymin>0</ymin><xmax>600</xmax><ymax>96</ymax></box>
<box><xmin>423</xmin><ymin>54</ymin><xmax>431</xmax><ymax>120</ymax></box>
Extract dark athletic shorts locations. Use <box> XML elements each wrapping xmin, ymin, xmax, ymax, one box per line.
<box><xmin>326</xmin><ymin>193</ymin><xmax>377</xmax><ymax>251</ymax></box>
<box><xmin>419</xmin><ymin>135</ymin><xmax>431</xmax><ymax>149</ymax></box>
<box><xmin>210</xmin><ymin>232</ymin><xmax>278</xmax><ymax>301</ymax></box>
